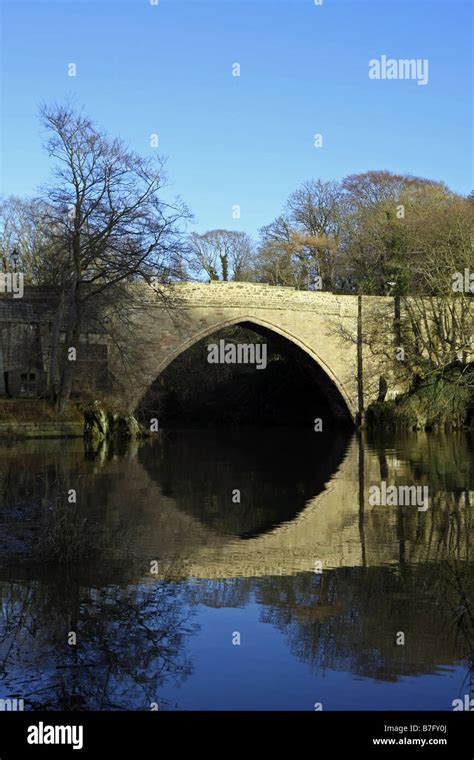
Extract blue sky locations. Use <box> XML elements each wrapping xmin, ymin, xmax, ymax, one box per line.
<box><xmin>0</xmin><ymin>0</ymin><xmax>472</xmax><ymax>236</ymax></box>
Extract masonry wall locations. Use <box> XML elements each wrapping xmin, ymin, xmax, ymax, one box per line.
<box><xmin>111</xmin><ymin>282</ymin><xmax>395</xmax><ymax>421</ymax></box>
<box><xmin>1</xmin><ymin>283</ymin><xmax>409</xmax><ymax>420</ymax></box>
<box><xmin>0</xmin><ymin>290</ymin><xmax>110</xmax><ymax>398</ymax></box>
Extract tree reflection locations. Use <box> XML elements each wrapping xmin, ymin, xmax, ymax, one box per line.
<box><xmin>0</xmin><ymin>576</ymin><xmax>197</xmax><ymax>710</ymax></box>
<box><xmin>0</xmin><ymin>431</ymin><xmax>472</xmax><ymax>708</ymax></box>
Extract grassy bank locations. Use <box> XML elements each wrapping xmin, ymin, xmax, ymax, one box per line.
<box><xmin>0</xmin><ymin>398</ymin><xmax>147</xmax><ymax>440</ymax></box>
<box><xmin>0</xmin><ymin>399</ymin><xmax>85</xmax><ymax>438</ymax></box>
<box><xmin>366</xmin><ymin>367</ymin><xmax>474</xmax><ymax>431</ymax></box>
<box><xmin>0</xmin><ymin>398</ymin><xmax>84</xmax><ymax>422</ymax></box>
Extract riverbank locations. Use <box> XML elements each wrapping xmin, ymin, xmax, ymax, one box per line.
<box><xmin>0</xmin><ymin>399</ymin><xmax>83</xmax><ymax>438</ymax></box>
<box><xmin>0</xmin><ymin>399</ymin><xmax>147</xmax><ymax>440</ymax></box>
<box><xmin>1</xmin><ymin>369</ymin><xmax>473</xmax><ymax>438</ymax></box>
<box><xmin>366</xmin><ymin>367</ymin><xmax>474</xmax><ymax>431</ymax></box>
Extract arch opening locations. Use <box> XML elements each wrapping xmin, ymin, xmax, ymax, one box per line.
<box><xmin>136</xmin><ymin>319</ymin><xmax>354</xmax><ymax>428</ymax></box>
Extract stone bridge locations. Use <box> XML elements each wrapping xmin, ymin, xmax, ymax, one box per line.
<box><xmin>114</xmin><ymin>282</ymin><xmax>399</xmax><ymax>423</ymax></box>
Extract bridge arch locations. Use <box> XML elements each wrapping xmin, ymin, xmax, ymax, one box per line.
<box><xmin>138</xmin><ymin>314</ymin><xmax>355</xmax><ymax>424</ymax></box>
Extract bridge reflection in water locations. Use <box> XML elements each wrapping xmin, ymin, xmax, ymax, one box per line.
<box><xmin>0</xmin><ymin>430</ymin><xmax>472</xmax><ymax>710</ymax></box>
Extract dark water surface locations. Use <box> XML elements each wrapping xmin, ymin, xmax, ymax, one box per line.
<box><xmin>0</xmin><ymin>429</ymin><xmax>472</xmax><ymax>710</ymax></box>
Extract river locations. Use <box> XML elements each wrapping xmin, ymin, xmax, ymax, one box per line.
<box><xmin>0</xmin><ymin>428</ymin><xmax>472</xmax><ymax>710</ymax></box>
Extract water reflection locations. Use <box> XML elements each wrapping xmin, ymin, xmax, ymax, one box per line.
<box><xmin>0</xmin><ymin>576</ymin><xmax>195</xmax><ymax>710</ymax></box>
<box><xmin>139</xmin><ymin>428</ymin><xmax>351</xmax><ymax>537</ymax></box>
<box><xmin>0</xmin><ymin>430</ymin><xmax>472</xmax><ymax>710</ymax></box>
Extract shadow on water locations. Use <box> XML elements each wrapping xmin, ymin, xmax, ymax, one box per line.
<box><xmin>138</xmin><ymin>427</ymin><xmax>352</xmax><ymax>538</ymax></box>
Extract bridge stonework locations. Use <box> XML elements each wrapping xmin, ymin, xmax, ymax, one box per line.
<box><xmin>117</xmin><ymin>282</ymin><xmax>397</xmax><ymax>423</ymax></box>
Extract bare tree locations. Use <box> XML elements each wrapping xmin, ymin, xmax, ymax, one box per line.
<box><xmin>0</xmin><ymin>195</ymin><xmax>62</xmax><ymax>283</ymax></box>
<box><xmin>256</xmin><ymin>180</ymin><xmax>344</xmax><ymax>290</ymax></box>
<box><xmin>188</xmin><ymin>229</ymin><xmax>254</xmax><ymax>282</ymax></box>
<box><xmin>37</xmin><ymin>101</ymin><xmax>190</xmax><ymax>411</ymax></box>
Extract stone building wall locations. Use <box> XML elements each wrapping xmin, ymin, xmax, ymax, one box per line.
<box><xmin>0</xmin><ymin>289</ymin><xmax>109</xmax><ymax>398</ymax></box>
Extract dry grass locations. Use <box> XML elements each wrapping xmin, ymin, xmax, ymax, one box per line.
<box><xmin>0</xmin><ymin>398</ymin><xmax>84</xmax><ymax>422</ymax></box>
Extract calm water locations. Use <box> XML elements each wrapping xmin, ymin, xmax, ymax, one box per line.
<box><xmin>0</xmin><ymin>428</ymin><xmax>472</xmax><ymax>711</ymax></box>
